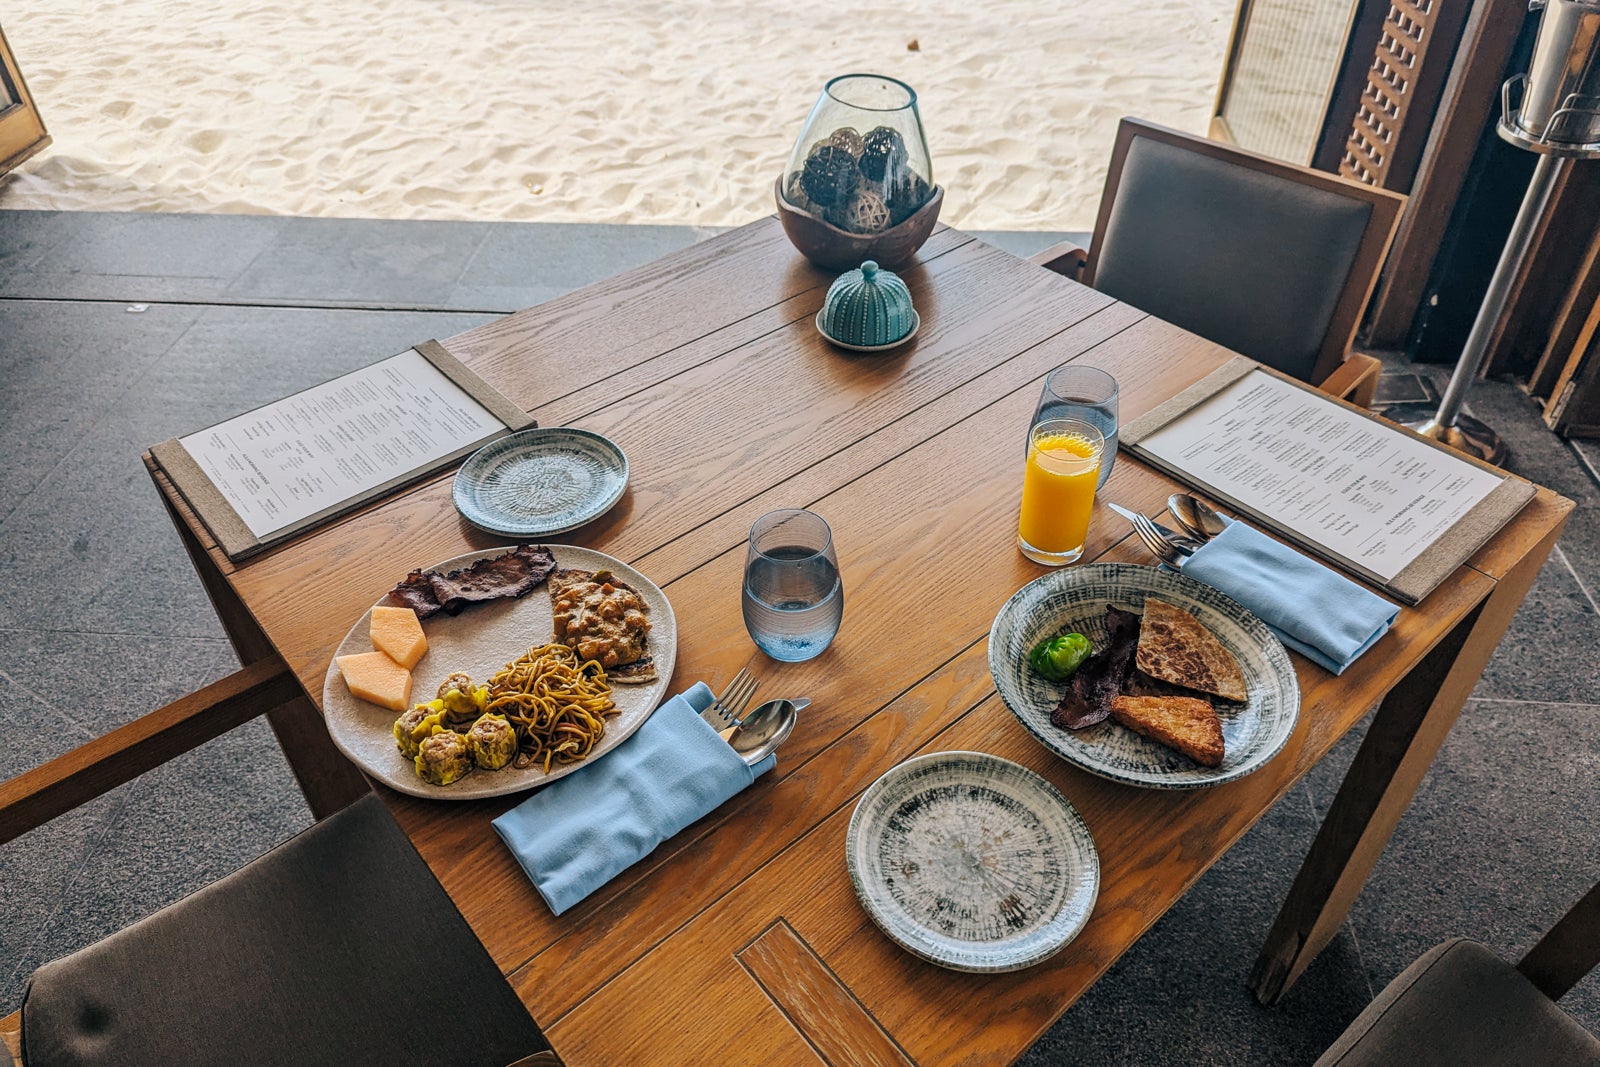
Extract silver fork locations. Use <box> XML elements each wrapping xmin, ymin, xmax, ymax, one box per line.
<box><xmin>704</xmin><ymin>669</ymin><xmax>760</xmax><ymax>728</ymax></box>
<box><xmin>1128</xmin><ymin>510</ymin><xmax>1188</xmax><ymax>567</ymax></box>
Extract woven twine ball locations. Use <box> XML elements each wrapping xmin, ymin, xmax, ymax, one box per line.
<box><xmin>784</xmin><ymin>170</ymin><xmax>815</xmax><ymax>212</ymax></box>
<box><xmin>843</xmin><ymin>189</ymin><xmax>891</xmax><ymax>234</ymax></box>
<box><xmin>801</xmin><ymin>143</ymin><xmax>861</xmax><ymax>208</ymax></box>
<box><xmin>858</xmin><ymin>126</ymin><xmax>907</xmax><ymax>183</ymax></box>
<box><xmin>826</xmin><ymin>126</ymin><xmax>864</xmax><ymax>157</ymax></box>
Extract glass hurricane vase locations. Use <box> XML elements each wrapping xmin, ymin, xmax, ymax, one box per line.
<box><xmin>777</xmin><ymin>74</ymin><xmax>939</xmax><ymax>269</ymax></box>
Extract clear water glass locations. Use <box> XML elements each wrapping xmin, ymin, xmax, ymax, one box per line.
<box><xmin>742</xmin><ymin>509</ymin><xmax>844</xmax><ymax>662</ymax></box>
<box><xmin>1030</xmin><ymin>365</ymin><xmax>1119</xmax><ymax>489</ymax></box>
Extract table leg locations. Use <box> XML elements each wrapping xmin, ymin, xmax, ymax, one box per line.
<box><xmin>157</xmin><ymin>485</ymin><xmax>368</xmax><ymax>819</ymax></box>
<box><xmin>1250</xmin><ymin>520</ymin><xmax>1563</xmax><ymax>1005</ymax></box>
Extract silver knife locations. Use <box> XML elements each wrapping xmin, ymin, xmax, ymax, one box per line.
<box><xmin>1105</xmin><ymin>501</ymin><xmax>1191</xmax><ymax>545</ymax></box>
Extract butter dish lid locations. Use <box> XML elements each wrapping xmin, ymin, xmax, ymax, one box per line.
<box><xmin>817</xmin><ymin>260</ymin><xmax>919</xmax><ymax>351</ymax></box>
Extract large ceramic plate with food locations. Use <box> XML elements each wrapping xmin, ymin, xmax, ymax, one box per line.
<box><xmin>322</xmin><ymin>544</ymin><xmax>675</xmax><ymax>800</ymax></box>
<box><xmin>846</xmin><ymin>751</ymin><xmax>1100</xmax><ymax>973</ymax></box>
<box><xmin>987</xmin><ymin>563</ymin><xmax>1298</xmax><ymax>789</ymax></box>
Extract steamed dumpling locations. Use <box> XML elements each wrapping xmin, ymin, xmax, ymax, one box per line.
<box><xmin>467</xmin><ymin>713</ymin><xmax>517</xmax><ymax>771</ymax></box>
<box><xmin>415</xmin><ymin>730</ymin><xmax>472</xmax><ymax>786</ymax></box>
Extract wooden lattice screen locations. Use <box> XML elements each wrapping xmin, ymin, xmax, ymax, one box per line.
<box><xmin>1340</xmin><ymin>0</ymin><xmax>1441</xmax><ymax>187</ymax></box>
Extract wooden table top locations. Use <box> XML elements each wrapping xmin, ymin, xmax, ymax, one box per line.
<box><xmin>158</xmin><ymin>217</ymin><xmax>1571</xmax><ymax>1065</ymax></box>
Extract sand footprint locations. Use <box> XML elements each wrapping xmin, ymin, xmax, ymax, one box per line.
<box><xmin>188</xmin><ymin>129</ymin><xmax>226</xmax><ymax>153</ymax></box>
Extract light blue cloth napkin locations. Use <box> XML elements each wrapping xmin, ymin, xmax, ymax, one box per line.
<box><xmin>1178</xmin><ymin>520</ymin><xmax>1399</xmax><ymax>675</ymax></box>
<box><xmin>492</xmin><ymin>682</ymin><xmax>776</xmax><ymax>916</ymax></box>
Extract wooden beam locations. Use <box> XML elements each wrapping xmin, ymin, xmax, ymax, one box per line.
<box><xmin>1519</xmin><ymin>878</ymin><xmax>1600</xmax><ymax>1000</ymax></box>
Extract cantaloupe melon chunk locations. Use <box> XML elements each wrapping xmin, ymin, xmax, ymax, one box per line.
<box><xmin>336</xmin><ymin>651</ymin><xmax>413</xmax><ymax>711</ymax></box>
<box><xmin>369</xmin><ymin>605</ymin><xmax>428</xmax><ymax>669</ymax></box>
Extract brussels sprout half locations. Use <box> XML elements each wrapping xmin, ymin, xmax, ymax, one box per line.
<box><xmin>1027</xmin><ymin>632</ymin><xmax>1093</xmax><ymax>681</ymax></box>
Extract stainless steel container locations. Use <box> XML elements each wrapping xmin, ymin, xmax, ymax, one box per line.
<box><xmin>1505</xmin><ymin>0</ymin><xmax>1600</xmax><ymax>150</ymax></box>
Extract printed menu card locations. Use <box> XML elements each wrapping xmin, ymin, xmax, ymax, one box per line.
<box><xmin>1123</xmin><ymin>359</ymin><xmax>1534</xmax><ymax>604</ymax></box>
<box><xmin>150</xmin><ymin>340</ymin><xmax>533</xmax><ymax>561</ymax></box>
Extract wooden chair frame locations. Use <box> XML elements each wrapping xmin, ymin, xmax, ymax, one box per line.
<box><xmin>0</xmin><ymin>23</ymin><xmax>49</xmax><ymax>177</ymax></box>
<box><xmin>1032</xmin><ymin>117</ymin><xmax>1404</xmax><ymax>406</ymax></box>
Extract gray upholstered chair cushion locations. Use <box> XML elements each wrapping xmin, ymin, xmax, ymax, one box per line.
<box><xmin>1093</xmin><ymin>135</ymin><xmax>1373</xmax><ymax>382</ymax></box>
<box><xmin>21</xmin><ymin>794</ymin><xmax>549</xmax><ymax>1067</ymax></box>
<box><xmin>1316</xmin><ymin>938</ymin><xmax>1600</xmax><ymax>1066</ymax></box>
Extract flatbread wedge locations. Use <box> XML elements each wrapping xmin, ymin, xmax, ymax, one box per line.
<box><xmin>1110</xmin><ymin>694</ymin><xmax>1225</xmax><ymax>768</ymax></box>
<box><xmin>1134</xmin><ymin>598</ymin><xmax>1247</xmax><ymax>703</ymax></box>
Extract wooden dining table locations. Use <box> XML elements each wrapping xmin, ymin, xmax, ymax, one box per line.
<box><xmin>140</xmin><ymin>217</ymin><xmax>1570</xmax><ymax>1065</ymax></box>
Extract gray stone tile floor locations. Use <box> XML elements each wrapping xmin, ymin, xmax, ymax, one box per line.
<box><xmin>1</xmin><ymin>210</ymin><xmax>1596</xmax><ymax>1063</ymax></box>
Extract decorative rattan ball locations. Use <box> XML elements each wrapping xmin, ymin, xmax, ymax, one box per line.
<box><xmin>783</xmin><ymin>170</ymin><xmax>814</xmax><ymax>212</ymax></box>
<box><xmin>801</xmin><ymin>144</ymin><xmax>861</xmax><ymax>208</ymax></box>
<box><xmin>858</xmin><ymin>126</ymin><xmax>907</xmax><ymax>183</ymax></box>
<box><xmin>843</xmin><ymin>189</ymin><xmax>891</xmax><ymax>234</ymax></box>
<box><xmin>826</xmin><ymin>126</ymin><xmax>864</xmax><ymax>157</ymax></box>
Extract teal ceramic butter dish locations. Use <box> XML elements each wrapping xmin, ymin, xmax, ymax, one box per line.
<box><xmin>816</xmin><ymin>260</ymin><xmax>919</xmax><ymax>352</ymax></box>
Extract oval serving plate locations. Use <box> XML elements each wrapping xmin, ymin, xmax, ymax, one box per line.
<box><xmin>847</xmin><ymin>751</ymin><xmax>1100</xmax><ymax>973</ymax></box>
<box><xmin>987</xmin><ymin>563</ymin><xmax>1299</xmax><ymax>790</ymax></box>
<box><xmin>452</xmin><ymin>427</ymin><xmax>628</xmax><ymax>538</ymax></box>
<box><xmin>321</xmin><ymin>544</ymin><xmax>675</xmax><ymax>800</ymax></box>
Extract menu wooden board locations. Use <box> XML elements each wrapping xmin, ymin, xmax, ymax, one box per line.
<box><xmin>150</xmin><ymin>340</ymin><xmax>533</xmax><ymax>562</ymax></box>
<box><xmin>1122</xmin><ymin>357</ymin><xmax>1535</xmax><ymax>604</ymax></box>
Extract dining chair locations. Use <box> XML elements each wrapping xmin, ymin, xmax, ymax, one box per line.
<box><xmin>1314</xmin><ymin>876</ymin><xmax>1600</xmax><ymax>1065</ymax></box>
<box><xmin>1031</xmin><ymin>118</ymin><xmax>1406</xmax><ymax>408</ymax></box>
<box><xmin>0</xmin><ymin>659</ymin><xmax>559</xmax><ymax>1067</ymax></box>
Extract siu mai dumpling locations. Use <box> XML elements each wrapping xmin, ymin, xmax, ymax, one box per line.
<box><xmin>415</xmin><ymin>730</ymin><xmax>473</xmax><ymax>786</ymax></box>
<box><xmin>467</xmin><ymin>713</ymin><xmax>518</xmax><ymax>771</ymax></box>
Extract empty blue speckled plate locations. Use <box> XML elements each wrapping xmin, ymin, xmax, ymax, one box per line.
<box><xmin>847</xmin><ymin>751</ymin><xmax>1100</xmax><ymax>973</ymax></box>
<box><xmin>452</xmin><ymin>428</ymin><xmax>628</xmax><ymax>537</ymax></box>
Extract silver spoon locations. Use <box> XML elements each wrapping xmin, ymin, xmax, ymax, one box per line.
<box><xmin>1168</xmin><ymin>493</ymin><xmax>1228</xmax><ymax>541</ymax></box>
<box><xmin>728</xmin><ymin>697</ymin><xmax>804</xmax><ymax>766</ymax></box>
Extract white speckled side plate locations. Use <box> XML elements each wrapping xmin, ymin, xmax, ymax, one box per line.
<box><xmin>452</xmin><ymin>428</ymin><xmax>627</xmax><ymax>538</ymax></box>
<box><xmin>321</xmin><ymin>545</ymin><xmax>675</xmax><ymax>800</ymax></box>
<box><xmin>987</xmin><ymin>563</ymin><xmax>1299</xmax><ymax>789</ymax></box>
<box><xmin>847</xmin><ymin>751</ymin><xmax>1100</xmax><ymax>973</ymax></box>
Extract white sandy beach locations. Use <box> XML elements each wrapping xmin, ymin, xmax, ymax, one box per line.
<box><xmin>0</xmin><ymin>0</ymin><xmax>1234</xmax><ymax>230</ymax></box>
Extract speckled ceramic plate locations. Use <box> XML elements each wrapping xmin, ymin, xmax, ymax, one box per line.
<box><xmin>321</xmin><ymin>545</ymin><xmax>675</xmax><ymax>800</ymax></box>
<box><xmin>987</xmin><ymin>564</ymin><xmax>1299</xmax><ymax>789</ymax></box>
<box><xmin>452</xmin><ymin>428</ymin><xmax>627</xmax><ymax>537</ymax></box>
<box><xmin>847</xmin><ymin>751</ymin><xmax>1099</xmax><ymax>973</ymax></box>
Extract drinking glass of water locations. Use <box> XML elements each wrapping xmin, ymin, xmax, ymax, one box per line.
<box><xmin>742</xmin><ymin>509</ymin><xmax>843</xmax><ymax>662</ymax></box>
<box><xmin>1030</xmin><ymin>365</ymin><xmax>1118</xmax><ymax>489</ymax></box>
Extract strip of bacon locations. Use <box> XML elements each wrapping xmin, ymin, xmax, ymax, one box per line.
<box><xmin>384</xmin><ymin>544</ymin><xmax>558</xmax><ymax>618</ymax></box>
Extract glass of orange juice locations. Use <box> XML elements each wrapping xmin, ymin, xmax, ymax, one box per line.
<box><xmin>1018</xmin><ymin>418</ymin><xmax>1104</xmax><ymax>565</ymax></box>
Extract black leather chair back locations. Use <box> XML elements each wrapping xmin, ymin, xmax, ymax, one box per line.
<box><xmin>20</xmin><ymin>795</ymin><xmax>549</xmax><ymax>1067</ymax></box>
<box><xmin>1088</xmin><ymin>122</ymin><xmax>1398</xmax><ymax>385</ymax></box>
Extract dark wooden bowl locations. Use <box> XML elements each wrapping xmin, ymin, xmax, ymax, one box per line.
<box><xmin>774</xmin><ymin>178</ymin><xmax>943</xmax><ymax>272</ymax></box>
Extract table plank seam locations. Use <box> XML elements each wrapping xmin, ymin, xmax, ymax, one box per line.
<box><xmin>521</xmin><ymin>233</ymin><xmax>982</xmax><ymax>422</ymax></box>
<box><xmin>628</xmin><ymin>303</ymin><xmax>1145</xmax><ymax>584</ymax></box>
<box><xmin>510</xmin><ymin>631</ymin><xmax>1009</xmax><ymax>1018</ymax></box>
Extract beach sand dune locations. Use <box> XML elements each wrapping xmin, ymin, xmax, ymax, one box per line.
<box><xmin>0</xmin><ymin>0</ymin><xmax>1233</xmax><ymax>229</ymax></box>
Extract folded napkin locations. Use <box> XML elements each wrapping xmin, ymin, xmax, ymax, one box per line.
<box><xmin>1178</xmin><ymin>520</ymin><xmax>1399</xmax><ymax>675</ymax></box>
<box><xmin>492</xmin><ymin>682</ymin><xmax>776</xmax><ymax>916</ymax></box>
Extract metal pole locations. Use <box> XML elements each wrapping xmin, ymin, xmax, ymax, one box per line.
<box><xmin>1397</xmin><ymin>151</ymin><xmax>1570</xmax><ymax>462</ymax></box>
